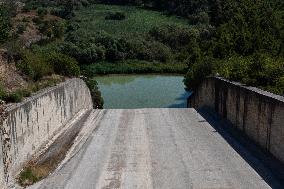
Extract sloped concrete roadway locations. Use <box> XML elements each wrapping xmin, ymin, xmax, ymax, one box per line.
<box><xmin>30</xmin><ymin>109</ymin><xmax>274</xmax><ymax>189</ymax></box>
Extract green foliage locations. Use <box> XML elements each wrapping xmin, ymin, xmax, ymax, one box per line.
<box><xmin>58</xmin><ymin>5</ymin><xmax>193</xmax><ymax>66</ymax></box>
<box><xmin>0</xmin><ymin>5</ymin><xmax>11</xmax><ymax>43</ymax></box>
<box><xmin>184</xmin><ymin>54</ymin><xmax>284</xmax><ymax>95</ymax></box>
<box><xmin>0</xmin><ymin>83</ymin><xmax>6</xmax><ymax>101</ymax></box>
<box><xmin>85</xmin><ymin>78</ymin><xmax>104</xmax><ymax>109</ymax></box>
<box><xmin>149</xmin><ymin>25</ymin><xmax>197</xmax><ymax>50</ymax></box>
<box><xmin>0</xmin><ymin>83</ymin><xmax>24</xmax><ymax>103</ymax></box>
<box><xmin>46</xmin><ymin>52</ymin><xmax>80</xmax><ymax>77</ymax></box>
<box><xmin>82</xmin><ymin>60</ymin><xmax>187</xmax><ymax>76</ymax></box>
<box><xmin>17</xmin><ymin>50</ymin><xmax>54</xmax><ymax>81</ymax></box>
<box><xmin>5</xmin><ymin>90</ymin><xmax>24</xmax><ymax>103</ymax></box>
<box><xmin>36</xmin><ymin>19</ymin><xmax>66</xmax><ymax>39</ymax></box>
<box><xmin>127</xmin><ymin>39</ymin><xmax>172</xmax><ymax>62</ymax></box>
<box><xmin>37</xmin><ymin>7</ymin><xmax>48</xmax><ymax>17</ymax></box>
<box><xmin>18</xmin><ymin>168</ymin><xmax>41</xmax><ymax>186</ymax></box>
<box><xmin>184</xmin><ymin>57</ymin><xmax>215</xmax><ymax>91</ymax></box>
<box><xmin>74</xmin><ymin>4</ymin><xmax>188</xmax><ymax>37</ymax></box>
<box><xmin>14</xmin><ymin>44</ymin><xmax>78</xmax><ymax>81</ymax></box>
<box><xmin>105</xmin><ymin>12</ymin><xmax>126</xmax><ymax>20</ymax></box>
<box><xmin>0</xmin><ymin>76</ymin><xmax>64</xmax><ymax>103</ymax></box>
<box><xmin>172</xmin><ymin>0</ymin><xmax>284</xmax><ymax>95</ymax></box>
<box><xmin>15</xmin><ymin>1</ymin><xmax>284</xmax><ymax>95</ymax></box>
<box><xmin>215</xmin><ymin>54</ymin><xmax>284</xmax><ymax>95</ymax></box>
<box><xmin>16</xmin><ymin>24</ymin><xmax>27</xmax><ymax>35</ymax></box>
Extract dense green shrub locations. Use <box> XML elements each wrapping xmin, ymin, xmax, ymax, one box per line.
<box><xmin>82</xmin><ymin>60</ymin><xmax>188</xmax><ymax>76</ymax></box>
<box><xmin>60</xmin><ymin>42</ymin><xmax>106</xmax><ymax>64</ymax></box>
<box><xmin>46</xmin><ymin>52</ymin><xmax>80</xmax><ymax>77</ymax></box>
<box><xmin>184</xmin><ymin>56</ymin><xmax>215</xmax><ymax>91</ymax></box>
<box><xmin>184</xmin><ymin>54</ymin><xmax>284</xmax><ymax>95</ymax></box>
<box><xmin>215</xmin><ymin>54</ymin><xmax>284</xmax><ymax>95</ymax></box>
<box><xmin>37</xmin><ymin>7</ymin><xmax>48</xmax><ymax>17</ymax></box>
<box><xmin>16</xmin><ymin>24</ymin><xmax>27</xmax><ymax>34</ymax></box>
<box><xmin>188</xmin><ymin>12</ymin><xmax>210</xmax><ymax>25</ymax></box>
<box><xmin>0</xmin><ymin>5</ymin><xmax>11</xmax><ymax>43</ymax></box>
<box><xmin>5</xmin><ymin>90</ymin><xmax>24</xmax><ymax>103</ymax></box>
<box><xmin>17</xmin><ymin>50</ymin><xmax>54</xmax><ymax>81</ymax></box>
<box><xmin>85</xmin><ymin>78</ymin><xmax>104</xmax><ymax>109</ymax></box>
<box><xmin>0</xmin><ymin>83</ymin><xmax>6</xmax><ymax>101</ymax></box>
<box><xmin>127</xmin><ymin>39</ymin><xmax>172</xmax><ymax>62</ymax></box>
<box><xmin>34</xmin><ymin>19</ymin><xmax>66</xmax><ymax>39</ymax></box>
<box><xmin>32</xmin><ymin>17</ymin><xmax>43</xmax><ymax>25</ymax></box>
<box><xmin>149</xmin><ymin>25</ymin><xmax>198</xmax><ymax>50</ymax></box>
<box><xmin>105</xmin><ymin>12</ymin><xmax>126</xmax><ymax>20</ymax></box>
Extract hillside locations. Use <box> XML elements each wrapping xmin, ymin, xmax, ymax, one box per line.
<box><xmin>0</xmin><ymin>0</ymin><xmax>283</xmax><ymax>100</ymax></box>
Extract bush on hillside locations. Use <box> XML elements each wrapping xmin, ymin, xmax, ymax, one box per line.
<box><xmin>46</xmin><ymin>52</ymin><xmax>80</xmax><ymax>77</ymax></box>
<box><xmin>37</xmin><ymin>7</ymin><xmax>48</xmax><ymax>17</ymax></box>
<box><xmin>0</xmin><ymin>5</ymin><xmax>11</xmax><ymax>43</ymax></box>
<box><xmin>215</xmin><ymin>54</ymin><xmax>284</xmax><ymax>95</ymax></box>
<box><xmin>184</xmin><ymin>54</ymin><xmax>284</xmax><ymax>95</ymax></box>
<box><xmin>0</xmin><ymin>83</ymin><xmax>6</xmax><ymax>101</ymax></box>
<box><xmin>17</xmin><ymin>50</ymin><xmax>54</xmax><ymax>81</ymax></box>
<box><xmin>149</xmin><ymin>25</ymin><xmax>198</xmax><ymax>50</ymax></box>
<box><xmin>16</xmin><ymin>23</ymin><xmax>27</xmax><ymax>34</ymax></box>
<box><xmin>37</xmin><ymin>20</ymin><xmax>66</xmax><ymax>39</ymax></box>
<box><xmin>184</xmin><ymin>56</ymin><xmax>215</xmax><ymax>91</ymax></box>
<box><xmin>127</xmin><ymin>39</ymin><xmax>172</xmax><ymax>62</ymax></box>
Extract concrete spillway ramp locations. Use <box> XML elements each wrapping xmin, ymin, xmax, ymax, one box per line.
<box><xmin>28</xmin><ymin>109</ymin><xmax>282</xmax><ymax>189</ymax></box>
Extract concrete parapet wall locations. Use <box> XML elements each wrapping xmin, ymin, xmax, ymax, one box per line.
<box><xmin>188</xmin><ymin>77</ymin><xmax>284</xmax><ymax>164</ymax></box>
<box><xmin>0</xmin><ymin>78</ymin><xmax>93</xmax><ymax>187</ymax></box>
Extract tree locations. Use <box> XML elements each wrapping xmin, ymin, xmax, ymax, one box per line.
<box><xmin>0</xmin><ymin>5</ymin><xmax>11</xmax><ymax>43</ymax></box>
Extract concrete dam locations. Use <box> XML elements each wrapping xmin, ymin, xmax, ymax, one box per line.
<box><xmin>0</xmin><ymin>78</ymin><xmax>283</xmax><ymax>188</ymax></box>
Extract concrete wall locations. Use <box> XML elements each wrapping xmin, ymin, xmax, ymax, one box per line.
<box><xmin>0</xmin><ymin>78</ymin><xmax>93</xmax><ymax>187</ymax></box>
<box><xmin>188</xmin><ymin>77</ymin><xmax>284</xmax><ymax>164</ymax></box>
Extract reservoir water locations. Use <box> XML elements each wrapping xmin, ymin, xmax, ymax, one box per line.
<box><xmin>94</xmin><ymin>75</ymin><xmax>191</xmax><ymax>109</ymax></box>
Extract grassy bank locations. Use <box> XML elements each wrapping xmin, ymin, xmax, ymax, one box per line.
<box><xmin>58</xmin><ymin>4</ymin><xmax>192</xmax><ymax>75</ymax></box>
<box><xmin>74</xmin><ymin>4</ymin><xmax>188</xmax><ymax>37</ymax></box>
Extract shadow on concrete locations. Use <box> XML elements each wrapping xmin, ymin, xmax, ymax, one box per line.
<box><xmin>197</xmin><ymin>107</ymin><xmax>284</xmax><ymax>189</ymax></box>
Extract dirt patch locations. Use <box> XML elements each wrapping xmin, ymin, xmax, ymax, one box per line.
<box><xmin>12</xmin><ymin>11</ymin><xmax>63</xmax><ymax>47</ymax></box>
<box><xmin>12</xmin><ymin>11</ymin><xmax>42</xmax><ymax>47</ymax></box>
<box><xmin>0</xmin><ymin>50</ymin><xmax>27</xmax><ymax>92</ymax></box>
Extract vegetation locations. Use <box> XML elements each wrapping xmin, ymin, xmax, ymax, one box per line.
<box><xmin>91</xmin><ymin>0</ymin><xmax>284</xmax><ymax>95</ymax></box>
<box><xmin>18</xmin><ymin>168</ymin><xmax>41</xmax><ymax>186</ymax></box>
<box><xmin>0</xmin><ymin>3</ymin><xmax>12</xmax><ymax>42</ymax></box>
<box><xmin>0</xmin><ymin>0</ymin><xmax>282</xmax><ymax>184</ymax></box>
<box><xmin>0</xmin><ymin>0</ymin><xmax>283</xmax><ymax>106</ymax></box>
<box><xmin>85</xmin><ymin>78</ymin><xmax>104</xmax><ymax>109</ymax></box>
<box><xmin>105</xmin><ymin>11</ymin><xmax>126</xmax><ymax>20</ymax></box>
<box><xmin>0</xmin><ymin>76</ymin><xmax>65</xmax><ymax>103</ymax></box>
<box><xmin>82</xmin><ymin>60</ymin><xmax>187</xmax><ymax>76</ymax></box>
<box><xmin>54</xmin><ymin>4</ymin><xmax>194</xmax><ymax>76</ymax></box>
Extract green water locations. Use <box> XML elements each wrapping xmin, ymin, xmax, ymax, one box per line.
<box><xmin>94</xmin><ymin>75</ymin><xmax>191</xmax><ymax>109</ymax></box>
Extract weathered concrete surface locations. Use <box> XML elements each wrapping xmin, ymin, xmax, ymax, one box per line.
<box><xmin>29</xmin><ymin>109</ymin><xmax>280</xmax><ymax>189</ymax></box>
<box><xmin>0</xmin><ymin>78</ymin><xmax>93</xmax><ymax>187</ymax></box>
<box><xmin>188</xmin><ymin>77</ymin><xmax>284</xmax><ymax>164</ymax></box>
